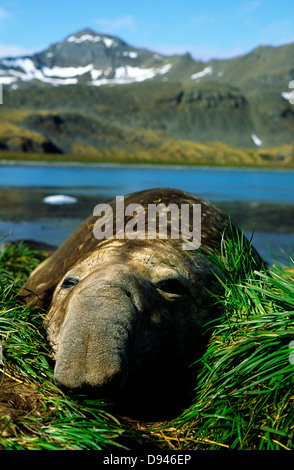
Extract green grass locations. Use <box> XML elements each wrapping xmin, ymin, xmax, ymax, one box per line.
<box><xmin>167</xmin><ymin>226</ymin><xmax>294</xmax><ymax>450</ymax></box>
<box><xmin>1</xmin><ymin>142</ymin><xmax>294</xmax><ymax>169</ymax></box>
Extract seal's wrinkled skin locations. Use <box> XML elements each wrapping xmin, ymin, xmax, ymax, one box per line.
<box><xmin>22</xmin><ymin>188</ymin><xmax>264</xmax><ymax>414</ymax></box>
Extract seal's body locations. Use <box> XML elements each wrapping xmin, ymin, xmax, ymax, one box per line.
<box><xmin>23</xmin><ymin>188</ymin><xmax>264</xmax><ymax>412</ymax></box>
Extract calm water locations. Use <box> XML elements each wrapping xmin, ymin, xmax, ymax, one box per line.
<box><xmin>1</xmin><ymin>163</ymin><xmax>294</xmax><ymax>264</ymax></box>
<box><xmin>1</xmin><ymin>163</ymin><xmax>294</xmax><ymax>202</ymax></box>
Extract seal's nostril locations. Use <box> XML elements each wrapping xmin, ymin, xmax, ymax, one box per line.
<box><xmin>54</xmin><ymin>369</ymin><xmax>126</xmax><ymax>398</ymax></box>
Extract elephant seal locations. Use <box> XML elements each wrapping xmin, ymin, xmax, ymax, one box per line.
<box><xmin>22</xmin><ymin>188</ymin><xmax>265</xmax><ymax>415</ymax></box>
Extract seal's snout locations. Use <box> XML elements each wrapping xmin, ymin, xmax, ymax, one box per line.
<box><xmin>53</xmin><ymin>269</ymin><xmax>137</xmax><ymax>395</ymax></box>
<box><xmin>54</xmin><ymin>361</ymin><xmax>126</xmax><ymax>397</ymax></box>
<box><xmin>53</xmin><ymin>319</ymin><xmax>130</xmax><ymax>394</ymax></box>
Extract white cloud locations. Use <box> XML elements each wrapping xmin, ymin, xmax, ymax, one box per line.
<box><xmin>0</xmin><ymin>7</ymin><xmax>10</xmax><ymax>20</ymax></box>
<box><xmin>95</xmin><ymin>15</ymin><xmax>137</xmax><ymax>34</ymax></box>
<box><xmin>0</xmin><ymin>44</ymin><xmax>34</xmax><ymax>58</ymax></box>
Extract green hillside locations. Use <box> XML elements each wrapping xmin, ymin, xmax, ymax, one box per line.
<box><xmin>0</xmin><ymin>81</ymin><xmax>293</xmax><ymax>163</ymax></box>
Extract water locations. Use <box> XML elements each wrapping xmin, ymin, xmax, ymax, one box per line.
<box><xmin>1</xmin><ymin>163</ymin><xmax>294</xmax><ymax>203</ymax></box>
<box><xmin>1</xmin><ymin>163</ymin><xmax>294</xmax><ymax>265</ymax></box>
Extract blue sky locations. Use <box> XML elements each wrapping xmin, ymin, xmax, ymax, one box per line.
<box><xmin>0</xmin><ymin>0</ymin><xmax>294</xmax><ymax>60</ymax></box>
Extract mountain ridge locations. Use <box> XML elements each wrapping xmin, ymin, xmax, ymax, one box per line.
<box><xmin>0</xmin><ymin>28</ymin><xmax>293</xmax><ymax>156</ymax></box>
<box><xmin>1</xmin><ymin>27</ymin><xmax>293</xmax><ymax>91</ymax></box>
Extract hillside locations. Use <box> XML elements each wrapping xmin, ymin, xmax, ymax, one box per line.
<box><xmin>0</xmin><ymin>28</ymin><xmax>293</xmax><ymax>161</ymax></box>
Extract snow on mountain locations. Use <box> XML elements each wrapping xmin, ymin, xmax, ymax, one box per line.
<box><xmin>66</xmin><ymin>32</ymin><xmax>118</xmax><ymax>49</ymax></box>
<box><xmin>0</xmin><ymin>75</ymin><xmax>17</xmax><ymax>85</ymax></box>
<box><xmin>66</xmin><ymin>33</ymin><xmax>105</xmax><ymax>44</ymax></box>
<box><xmin>281</xmin><ymin>80</ymin><xmax>294</xmax><ymax>104</ymax></box>
<box><xmin>42</xmin><ymin>64</ymin><xmax>93</xmax><ymax>78</ymax></box>
<box><xmin>0</xmin><ymin>28</ymin><xmax>293</xmax><ymax>96</ymax></box>
<box><xmin>251</xmin><ymin>134</ymin><xmax>262</xmax><ymax>146</ymax></box>
<box><xmin>0</xmin><ymin>56</ymin><xmax>173</xmax><ymax>87</ymax></box>
<box><xmin>90</xmin><ymin>63</ymin><xmax>173</xmax><ymax>86</ymax></box>
<box><xmin>123</xmin><ymin>51</ymin><xmax>138</xmax><ymax>59</ymax></box>
<box><xmin>0</xmin><ymin>29</ymin><xmax>176</xmax><ymax>88</ymax></box>
<box><xmin>191</xmin><ymin>66</ymin><xmax>213</xmax><ymax>80</ymax></box>
<box><xmin>0</xmin><ymin>57</ymin><xmax>79</xmax><ymax>86</ymax></box>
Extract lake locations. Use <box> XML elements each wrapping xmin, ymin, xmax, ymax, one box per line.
<box><xmin>0</xmin><ymin>162</ymin><xmax>294</xmax><ymax>265</ymax></box>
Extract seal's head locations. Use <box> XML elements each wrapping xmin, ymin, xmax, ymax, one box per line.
<box><xmin>47</xmin><ymin>238</ymin><xmax>221</xmax><ymax>406</ymax></box>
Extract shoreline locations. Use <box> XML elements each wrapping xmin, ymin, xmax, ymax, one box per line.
<box><xmin>1</xmin><ymin>158</ymin><xmax>294</xmax><ymax>172</ymax></box>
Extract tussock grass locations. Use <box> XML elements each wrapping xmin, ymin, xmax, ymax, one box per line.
<box><xmin>1</xmin><ymin>143</ymin><xmax>294</xmax><ymax>168</ymax></box>
<box><xmin>162</xmin><ymin>225</ymin><xmax>294</xmax><ymax>450</ymax></box>
<box><xmin>1</xmin><ymin>232</ymin><xmax>294</xmax><ymax>450</ymax></box>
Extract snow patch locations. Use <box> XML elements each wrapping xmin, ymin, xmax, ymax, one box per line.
<box><xmin>3</xmin><ymin>58</ymin><xmax>44</xmax><ymax>81</ymax></box>
<box><xmin>42</xmin><ymin>64</ymin><xmax>93</xmax><ymax>78</ymax></box>
<box><xmin>123</xmin><ymin>51</ymin><xmax>138</xmax><ymax>59</ymax></box>
<box><xmin>90</xmin><ymin>63</ymin><xmax>172</xmax><ymax>86</ymax></box>
<box><xmin>43</xmin><ymin>195</ymin><xmax>77</xmax><ymax>205</ymax></box>
<box><xmin>0</xmin><ymin>55</ymin><xmax>172</xmax><ymax>87</ymax></box>
<box><xmin>115</xmin><ymin>66</ymin><xmax>154</xmax><ymax>81</ymax></box>
<box><xmin>282</xmin><ymin>92</ymin><xmax>292</xmax><ymax>101</ymax></box>
<box><xmin>191</xmin><ymin>66</ymin><xmax>213</xmax><ymax>80</ymax></box>
<box><xmin>67</xmin><ymin>34</ymin><xmax>102</xmax><ymax>44</ymax></box>
<box><xmin>2</xmin><ymin>58</ymin><xmax>78</xmax><ymax>85</ymax></box>
<box><xmin>251</xmin><ymin>134</ymin><xmax>262</xmax><ymax>146</ymax></box>
<box><xmin>66</xmin><ymin>34</ymin><xmax>118</xmax><ymax>48</ymax></box>
<box><xmin>0</xmin><ymin>76</ymin><xmax>17</xmax><ymax>84</ymax></box>
<box><xmin>90</xmin><ymin>69</ymin><xmax>103</xmax><ymax>80</ymax></box>
<box><xmin>281</xmin><ymin>80</ymin><xmax>294</xmax><ymax>104</ymax></box>
<box><xmin>158</xmin><ymin>63</ymin><xmax>172</xmax><ymax>75</ymax></box>
<box><xmin>103</xmin><ymin>38</ymin><xmax>118</xmax><ymax>48</ymax></box>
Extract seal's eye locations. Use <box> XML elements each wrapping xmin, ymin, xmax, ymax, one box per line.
<box><xmin>156</xmin><ymin>279</ymin><xmax>186</xmax><ymax>296</ymax></box>
<box><xmin>60</xmin><ymin>277</ymin><xmax>80</xmax><ymax>289</ymax></box>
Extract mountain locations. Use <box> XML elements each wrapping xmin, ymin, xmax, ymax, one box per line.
<box><xmin>1</xmin><ymin>28</ymin><xmax>293</xmax><ymax>92</ymax></box>
<box><xmin>0</xmin><ymin>28</ymin><xmax>293</xmax><ymax>156</ymax></box>
<box><xmin>0</xmin><ymin>28</ymin><xmax>203</xmax><ymax>87</ymax></box>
